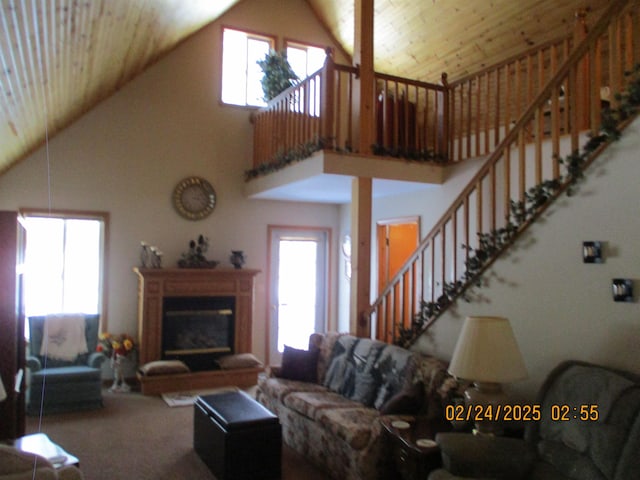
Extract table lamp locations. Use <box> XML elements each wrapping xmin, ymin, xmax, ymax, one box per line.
<box><xmin>448</xmin><ymin>316</ymin><xmax>528</xmax><ymax>435</ymax></box>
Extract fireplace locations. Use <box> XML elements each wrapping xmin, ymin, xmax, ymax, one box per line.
<box><xmin>134</xmin><ymin>267</ymin><xmax>261</xmax><ymax>395</ymax></box>
<box><xmin>162</xmin><ymin>296</ymin><xmax>235</xmax><ymax>371</ymax></box>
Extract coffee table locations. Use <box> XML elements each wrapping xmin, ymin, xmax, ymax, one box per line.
<box><xmin>13</xmin><ymin>433</ymin><xmax>79</xmax><ymax>468</ymax></box>
<box><xmin>380</xmin><ymin>415</ymin><xmax>452</xmax><ymax>480</ymax></box>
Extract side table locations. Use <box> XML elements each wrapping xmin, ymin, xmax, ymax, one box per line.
<box><xmin>380</xmin><ymin>415</ymin><xmax>452</xmax><ymax>480</ymax></box>
<box><xmin>13</xmin><ymin>433</ymin><xmax>79</xmax><ymax>468</ymax></box>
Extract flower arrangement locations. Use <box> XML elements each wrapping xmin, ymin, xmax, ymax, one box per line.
<box><xmin>97</xmin><ymin>332</ymin><xmax>137</xmax><ymax>359</ymax></box>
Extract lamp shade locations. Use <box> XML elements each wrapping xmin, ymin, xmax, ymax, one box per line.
<box><xmin>448</xmin><ymin>316</ymin><xmax>528</xmax><ymax>383</ymax></box>
<box><xmin>0</xmin><ymin>375</ymin><xmax>7</xmax><ymax>402</ymax></box>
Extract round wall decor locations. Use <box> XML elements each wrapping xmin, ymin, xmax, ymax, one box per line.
<box><xmin>172</xmin><ymin>176</ymin><xmax>217</xmax><ymax>220</ymax></box>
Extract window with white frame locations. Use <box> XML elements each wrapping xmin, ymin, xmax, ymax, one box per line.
<box><xmin>285</xmin><ymin>43</ymin><xmax>327</xmax><ymax>80</ymax></box>
<box><xmin>21</xmin><ymin>211</ymin><xmax>107</xmax><ymax>319</ymax></box>
<box><xmin>221</xmin><ymin>27</ymin><xmax>274</xmax><ymax>107</ymax></box>
<box><xmin>285</xmin><ymin>43</ymin><xmax>327</xmax><ymax>116</ymax></box>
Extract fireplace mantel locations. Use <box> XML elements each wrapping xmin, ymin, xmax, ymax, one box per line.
<box><xmin>133</xmin><ymin>267</ymin><xmax>261</xmax><ymax>394</ymax></box>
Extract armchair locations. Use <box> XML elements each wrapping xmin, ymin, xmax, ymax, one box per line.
<box><xmin>429</xmin><ymin>360</ymin><xmax>640</xmax><ymax>480</ymax></box>
<box><xmin>26</xmin><ymin>314</ymin><xmax>107</xmax><ymax>415</ymax></box>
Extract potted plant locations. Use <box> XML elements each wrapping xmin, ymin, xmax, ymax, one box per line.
<box><xmin>257</xmin><ymin>50</ymin><xmax>299</xmax><ymax>101</ymax></box>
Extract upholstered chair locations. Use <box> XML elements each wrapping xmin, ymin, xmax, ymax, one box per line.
<box><xmin>0</xmin><ymin>444</ymin><xmax>84</xmax><ymax>480</ymax></box>
<box><xmin>429</xmin><ymin>360</ymin><xmax>640</xmax><ymax>480</ymax></box>
<box><xmin>26</xmin><ymin>314</ymin><xmax>106</xmax><ymax>415</ymax></box>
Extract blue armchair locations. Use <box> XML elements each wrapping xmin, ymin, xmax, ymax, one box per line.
<box><xmin>26</xmin><ymin>314</ymin><xmax>107</xmax><ymax>415</ymax></box>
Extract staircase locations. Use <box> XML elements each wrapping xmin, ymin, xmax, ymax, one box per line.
<box><xmin>367</xmin><ymin>0</ymin><xmax>640</xmax><ymax>347</ymax></box>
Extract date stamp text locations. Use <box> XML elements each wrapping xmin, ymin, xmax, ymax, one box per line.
<box><xmin>445</xmin><ymin>404</ymin><xmax>599</xmax><ymax>422</ymax></box>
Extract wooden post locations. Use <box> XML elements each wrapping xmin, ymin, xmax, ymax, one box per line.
<box><xmin>350</xmin><ymin>0</ymin><xmax>375</xmax><ymax>337</ymax></box>
<box><xmin>353</xmin><ymin>0</ymin><xmax>375</xmax><ymax>155</ymax></box>
<box><xmin>350</xmin><ymin>177</ymin><xmax>372</xmax><ymax>337</ymax></box>
<box><xmin>439</xmin><ymin>72</ymin><xmax>449</xmax><ymax>161</ymax></box>
<box><xmin>320</xmin><ymin>49</ymin><xmax>335</xmax><ymax>149</ymax></box>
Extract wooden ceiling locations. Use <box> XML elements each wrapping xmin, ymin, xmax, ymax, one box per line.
<box><xmin>0</xmin><ymin>0</ymin><xmax>609</xmax><ymax>177</ymax></box>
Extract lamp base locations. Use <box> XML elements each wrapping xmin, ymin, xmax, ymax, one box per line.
<box><xmin>464</xmin><ymin>382</ymin><xmax>508</xmax><ymax>436</ymax></box>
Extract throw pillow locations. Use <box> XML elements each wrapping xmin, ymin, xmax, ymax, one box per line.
<box><xmin>138</xmin><ymin>360</ymin><xmax>190</xmax><ymax>376</ymax></box>
<box><xmin>351</xmin><ymin>372</ymin><xmax>379</xmax><ymax>406</ymax></box>
<box><xmin>278</xmin><ymin>345</ymin><xmax>320</xmax><ymax>383</ymax></box>
<box><xmin>215</xmin><ymin>353</ymin><xmax>263</xmax><ymax>370</ymax></box>
<box><xmin>379</xmin><ymin>380</ymin><xmax>425</xmax><ymax>414</ymax></box>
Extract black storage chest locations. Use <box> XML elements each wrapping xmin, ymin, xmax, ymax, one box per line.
<box><xmin>193</xmin><ymin>390</ymin><xmax>281</xmax><ymax>479</ymax></box>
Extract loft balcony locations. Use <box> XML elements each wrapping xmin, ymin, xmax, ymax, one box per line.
<box><xmin>245</xmin><ymin>56</ymin><xmax>451</xmax><ymax>203</ymax></box>
<box><xmin>245</xmin><ymin>40</ymin><xmax>591</xmax><ymax>203</ymax></box>
<box><xmin>243</xmin><ymin>150</ymin><xmax>447</xmax><ymax>203</ymax></box>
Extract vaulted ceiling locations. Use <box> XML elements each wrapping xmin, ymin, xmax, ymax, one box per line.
<box><xmin>0</xmin><ymin>0</ymin><xmax>608</xmax><ymax>177</ymax></box>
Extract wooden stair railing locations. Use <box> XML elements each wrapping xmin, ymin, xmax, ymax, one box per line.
<box><xmin>367</xmin><ymin>0</ymin><xmax>639</xmax><ymax>346</ymax></box>
<box><xmin>447</xmin><ymin>34</ymin><xmax>575</xmax><ymax>164</ymax></box>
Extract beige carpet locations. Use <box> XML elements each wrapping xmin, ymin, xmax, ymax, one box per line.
<box><xmin>161</xmin><ymin>386</ymin><xmax>239</xmax><ymax>407</ymax></box>
<box><xmin>26</xmin><ymin>388</ymin><xmax>328</xmax><ymax>480</ymax></box>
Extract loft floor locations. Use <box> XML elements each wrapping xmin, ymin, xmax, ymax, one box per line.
<box><xmin>244</xmin><ymin>151</ymin><xmax>448</xmax><ymax>204</ymax></box>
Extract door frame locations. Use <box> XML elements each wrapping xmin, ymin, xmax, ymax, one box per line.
<box><xmin>266</xmin><ymin>225</ymin><xmax>332</xmax><ymax>365</ymax></box>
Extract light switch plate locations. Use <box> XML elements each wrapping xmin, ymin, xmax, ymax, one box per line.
<box><xmin>583</xmin><ymin>241</ymin><xmax>603</xmax><ymax>263</ymax></box>
<box><xmin>612</xmin><ymin>278</ymin><xmax>633</xmax><ymax>302</ymax></box>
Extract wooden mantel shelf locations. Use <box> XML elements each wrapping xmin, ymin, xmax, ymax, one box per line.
<box><xmin>133</xmin><ymin>267</ymin><xmax>262</xmax><ymax>395</ymax></box>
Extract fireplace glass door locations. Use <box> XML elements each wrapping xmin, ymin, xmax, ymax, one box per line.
<box><xmin>162</xmin><ymin>296</ymin><xmax>235</xmax><ymax>371</ymax></box>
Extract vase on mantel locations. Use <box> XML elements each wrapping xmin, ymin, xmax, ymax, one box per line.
<box><xmin>230</xmin><ymin>250</ymin><xmax>246</xmax><ymax>269</ymax></box>
<box><xmin>109</xmin><ymin>353</ymin><xmax>131</xmax><ymax>393</ymax></box>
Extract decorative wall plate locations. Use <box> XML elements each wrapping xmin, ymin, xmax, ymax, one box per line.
<box><xmin>172</xmin><ymin>176</ymin><xmax>216</xmax><ymax>220</ymax></box>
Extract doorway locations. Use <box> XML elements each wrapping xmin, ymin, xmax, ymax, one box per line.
<box><xmin>267</xmin><ymin>226</ymin><xmax>329</xmax><ymax>365</ymax></box>
<box><xmin>376</xmin><ymin>217</ymin><xmax>419</xmax><ymax>341</ymax></box>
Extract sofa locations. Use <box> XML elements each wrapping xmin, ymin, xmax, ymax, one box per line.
<box><xmin>429</xmin><ymin>360</ymin><xmax>640</xmax><ymax>480</ymax></box>
<box><xmin>256</xmin><ymin>332</ymin><xmax>461</xmax><ymax>480</ymax></box>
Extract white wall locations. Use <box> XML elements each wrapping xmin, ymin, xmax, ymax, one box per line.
<box><xmin>0</xmin><ymin>0</ymin><xmax>346</xmax><ymax>366</ymax></box>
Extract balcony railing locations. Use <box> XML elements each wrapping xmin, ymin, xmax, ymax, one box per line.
<box><xmin>250</xmin><ymin>56</ymin><xmax>448</xmax><ymax>170</ymax></box>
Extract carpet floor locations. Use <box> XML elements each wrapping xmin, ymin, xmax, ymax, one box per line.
<box><xmin>26</xmin><ymin>388</ymin><xmax>329</xmax><ymax>480</ymax></box>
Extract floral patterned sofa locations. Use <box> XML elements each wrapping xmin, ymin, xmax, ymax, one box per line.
<box><xmin>256</xmin><ymin>332</ymin><xmax>459</xmax><ymax>480</ymax></box>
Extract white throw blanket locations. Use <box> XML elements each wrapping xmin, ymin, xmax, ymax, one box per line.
<box><xmin>40</xmin><ymin>313</ymin><xmax>89</xmax><ymax>361</ymax></box>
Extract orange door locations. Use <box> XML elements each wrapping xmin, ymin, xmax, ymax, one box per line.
<box><xmin>376</xmin><ymin>219</ymin><xmax>419</xmax><ymax>341</ymax></box>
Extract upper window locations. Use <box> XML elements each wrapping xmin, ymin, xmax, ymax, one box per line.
<box><xmin>221</xmin><ymin>28</ymin><xmax>328</xmax><ymax>108</ymax></box>
<box><xmin>285</xmin><ymin>43</ymin><xmax>327</xmax><ymax>80</ymax></box>
<box><xmin>221</xmin><ymin>28</ymin><xmax>274</xmax><ymax>107</ymax></box>
<box><xmin>285</xmin><ymin>43</ymin><xmax>327</xmax><ymax>116</ymax></box>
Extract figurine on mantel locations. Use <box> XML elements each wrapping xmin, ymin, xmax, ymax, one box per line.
<box><xmin>178</xmin><ymin>235</ymin><xmax>219</xmax><ymax>268</ymax></box>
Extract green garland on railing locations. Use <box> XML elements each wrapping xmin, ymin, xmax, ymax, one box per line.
<box><xmin>396</xmin><ymin>64</ymin><xmax>640</xmax><ymax>348</ymax></box>
<box><xmin>244</xmin><ymin>136</ymin><xmax>448</xmax><ymax>181</ymax></box>
<box><xmin>370</xmin><ymin>144</ymin><xmax>448</xmax><ymax>163</ymax></box>
<box><xmin>243</xmin><ymin>137</ymin><xmax>335</xmax><ymax>181</ymax></box>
